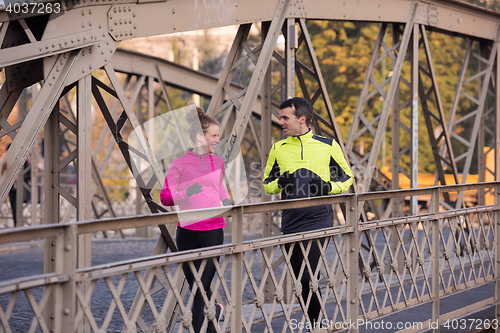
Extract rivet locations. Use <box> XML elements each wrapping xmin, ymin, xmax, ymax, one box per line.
<box><xmin>351</xmin><ymin>299</ymin><xmax>355</xmax><ymax>304</ymax></box>
<box><xmin>133</xmin><ymin>12</ymin><xmax>136</xmax><ymax>17</ymax></box>
<box><xmin>51</xmin><ymin>241</ymin><xmax>56</xmax><ymax>246</ymax></box>
<box><xmin>51</xmin><ymin>257</ymin><xmax>55</xmax><ymax>261</ymax></box>
<box><xmin>65</xmin><ymin>244</ymin><xmax>72</xmax><ymax>251</ymax></box>
<box><xmin>110</xmin><ymin>14</ymin><xmax>113</xmax><ymax>19</ymax></box>
<box><xmin>81</xmin><ymin>10</ymin><xmax>85</xmax><ymax>15</ymax></box>
<box><xmin>119</xmin><ymin>19</ymin><xmax>122</xmax><ymax>24</ymax></box>
<box><xmin>99</xmin><ymin>23</ymin><xmax>102</xmax><ymax>28</ymax></box>
<box><xmin>124</xmin><ymin>31</ymin><xmax>128</xmax><ymax>36</ymax></box>
<box><xmin>118</xmin><ymin>6</ymin><xmax>122</xmax><ymax>12</ymax></box>
<box><xmin>129</xmin><ymin>18</ymin><xmax>132</xmax><ymax>24</ymax></box>
<box><xmin>89</xmin><ymin>64</ymin><xmax>92</xmax><ymax>70</ymax></box>
<box><xmin>82</xmin><ymin>23</ymin><xmax>85</xmax><ymax>28</ymax></box>
<box><xmin>110</xmin><ymin>27</ymin><xmax>114</xmax><ymax>32</ymax></box>
<box><xmin>89</xmin><ymin>21</ymin><xmax>92</xmax><ymax>26</ymax></box>
<box><xmin>128</xmin><ymin>6</ymin><xmax>131</xmax><ymax>11</ymax></box>
<box><xmin>82</xmin><ymin>68</ymin><xmax>85</xmax><ymax>73</ymax></box>
<box><xmin>173</xmin><ymin>25</ymin><xmax>176</xmax><ymax>30</ymax></box>
<box><xmin>114</xmin><ymin>20</ymin><xmax>117</xmax><ymax>25</ymax></box>
<box><xmin>129</xmin><ymin>30</ymin><xmax>133</xmax><ymax>35</ymax></box>
<box><xmin>351</xmin><ymin>207</ymin><xmax>355</xmax><ymax>211</ymax></box>
<box><xmin>113</xmin><ymin>7</ymin><xmax>117</xmax><ymax>13</ymax></box>
<box><xmin>172</xmin><ymin>9</ymin><xmax>175</xmax><ymax>14</ymax></box>
<box><xmin>89</xmin><ymin>9</ymin><xmax>92</xmax><ymax>14</ymax></box>
<box><xmin>39</xmin><ymin>47</ymin><xmax>42</xmax><ymax>51</ymax></box>
<box><xmin>63</xmin><ymin>308</ymin><xmax>70</xmax><ymax>315</ymax></box>
<box><xmin>351</xmin><ymin>247</ymin><xmax>355</xmax><ymax>252</ymax></box>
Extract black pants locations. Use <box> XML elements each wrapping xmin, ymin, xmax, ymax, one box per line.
<box><xmin>176</xmin><ymin>227</ymin><xmax>224</xmax><ymax>333</ymax></box>
<box><xmin>285</xmin><ymin>237</ymin><xmax>327</xmax><ymax>325</ymax></box>
<box><xmin>8</xmin><ymin>189</ymin><xmax>17</xmax><ymax>227</ymax></box>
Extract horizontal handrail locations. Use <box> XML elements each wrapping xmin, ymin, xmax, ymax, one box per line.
<box><xmin>0</xmin><ymin>182</ymin><xmax>498</xmax><ymax>246</ymax></box>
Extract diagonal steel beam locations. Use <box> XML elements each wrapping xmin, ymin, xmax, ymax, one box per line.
<box><xmin>298</xmin><ymin>18</ymin><xmax>344</xmax><ymax>149</ymax></box>
<box><xmin>0</xmin><ymin>50</ymin><xmax>81</xmax><ymax>203</ymax></box>
<box><xmin>356</xmin><ymin>4</ymin><xmax>418</xmax><ymax>213</ymax></box>
<box><xmin>220</xmin><ymin>0</ymin><xmax>291</xmax><ymax>166</ymax></box>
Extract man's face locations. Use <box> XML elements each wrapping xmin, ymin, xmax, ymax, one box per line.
<box><xmin>279</xmin><ymin>107</ymin><xmax>304</xmax><ymax>137</ymax></box>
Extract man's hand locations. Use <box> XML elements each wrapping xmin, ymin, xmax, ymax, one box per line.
<box><xmin>309</xmin><ymin>177</ymin><xmax>331</xmax><ymax>196</ymax></box>
<box><xmin>186</xmin><ymin>183</ymin><xmax>202</xmax><ymax>197</ymax></box>
<box><xmin>278</xmin><ymin>171</ymin><xmax>295</xmax><ymax>189</ymax></box>
<box><xmin>222</xmin><ymin>199</ymin><xmax>233</xmax><ymax>206</ymax></box>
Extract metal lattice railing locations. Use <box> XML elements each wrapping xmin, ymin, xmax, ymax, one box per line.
<box><xmin>0</xmin><ymin>182</ymin><xmax>499</xmax><ymax>333</ymax></box>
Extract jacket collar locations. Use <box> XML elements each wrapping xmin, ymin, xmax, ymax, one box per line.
<box><xmin>290</xmin><ymin>128</ymin><xmax>313</xmax><ymax>140</ymax></box>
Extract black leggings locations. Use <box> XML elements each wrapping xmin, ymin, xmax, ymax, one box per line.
<box><xmin>285</xmin><ymin>237</ymin><xmax>327</xmax><ymax>325</ymax></box>
<box><xmin>176</xmin><ymin>227</ymin><xmax>224</xmax><ymax>333</ymax></box>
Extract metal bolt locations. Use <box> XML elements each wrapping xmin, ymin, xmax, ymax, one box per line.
<box><xmin>81</xmin><ymin>10</ymin><xmax>85</xmax><ymax>16</ymax></box>
<box><xmin>351</xmin><ymin>247</ymin><xmax>355</xmax><ymax>252</ymax></box>
<box><xmin>110</xmin><ymin>14</ymin><xmax>113</xmax><ymax>19</ymax></box>
<box><xmin>351</xmin><ymin>299</ymin><xmax>355</xmax><ymax>304</ymax></box>
<box><xmin>51</xmin><ymin>315</ymin><xmax>55</xmax><ymax>319</ymax></box>
<box><xmin>52</xmin><ymin>184</ymin><xmax>56</xmax><ymax>188</ymax></box>
<box><xmin>63</xmin><ymin>308</ymin><xmax>70</xmax><ymax>315</ymax></box>
<box><xmin>172</xmin><ymin>9</ymin><xmax>175</xmax><ymax>14</ymax></box>
<box><xmin>89</xmin><ymin>9</ymin><xmax>92</xmax><ymax>14</ymax></box>
<box><xmin>51</xmin><ymin>241</ymin><xmax>56</xmax><ymax>246</ymax></box>
<box><xmin>65</xmin><ymin>244</ymin><xmax>72</xmax><ymax>251</ymax></box>
<box><xmin>350</xmin><ymin>207</ymin><xmax>355</xmax><ymax>211</ymax></box>
<box><xmin>51</xmin><ymin>257</ymin><xmax>55</xmax><ymax>261</ymax></box>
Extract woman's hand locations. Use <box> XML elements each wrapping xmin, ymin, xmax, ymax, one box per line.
<box><xmin>186</xmin><ymin>183</ymin><xmax>202</xmax><ymax>197</ymax></box>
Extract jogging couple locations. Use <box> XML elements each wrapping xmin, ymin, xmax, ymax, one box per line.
<box><xmin>161</xmin><ymin>98</ymin><xmax>352</xmax><ymax>331</ymax></box>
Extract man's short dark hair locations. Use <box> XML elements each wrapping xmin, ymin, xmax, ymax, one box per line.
<box><xmin>279</xmin><ymin>97</ymin><xmax>313</xmax><ymax>126</ymax></box>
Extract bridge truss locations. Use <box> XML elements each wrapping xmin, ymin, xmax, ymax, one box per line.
<box><xmin>1</xmin><ymin>0</ymin><xmax>500</xmax><ymax>331</ymax></box>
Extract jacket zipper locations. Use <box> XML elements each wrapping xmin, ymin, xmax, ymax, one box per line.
<box><xmin>297</xmin><ymin>136</ymin><xmax>304</xmax><ymax>160</ymax></box>
<box><xmin>199</xmin><ymin>155</ymin><xmax>204</xmax><ymax>170</ymax></box>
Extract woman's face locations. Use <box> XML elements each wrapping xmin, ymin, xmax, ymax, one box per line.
<box><xmin>198</xmin><ymin>124</ymin><xmax>220</xmax><ymax>154</ymax></box>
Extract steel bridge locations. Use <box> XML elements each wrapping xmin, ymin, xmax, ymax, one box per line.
<box><xmin>1</xmin><ymin>0</ymin><xmax>500</xmax><ymax>332</ymax></box>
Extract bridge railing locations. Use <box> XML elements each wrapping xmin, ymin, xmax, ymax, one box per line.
<box><xmin>0</xmin><ymin>182</ymin><xmax>499</xmax><ymax>333</ymax></box>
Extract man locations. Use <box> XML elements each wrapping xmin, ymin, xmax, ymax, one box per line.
<box><xmin>262</xmin><ymin>97</ymin><xmax>352</xmax><ymax>326</ymax></box>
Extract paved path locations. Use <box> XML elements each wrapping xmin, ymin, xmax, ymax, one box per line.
<box><xmin>0</xmin><ymin>239</ymin><xmax>496</xmax><ymax>333</ymax></box>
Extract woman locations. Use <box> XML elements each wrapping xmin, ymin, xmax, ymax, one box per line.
<box><xmin>160</xmin><ymin>105</ymin><xmax>230</xmax><ymax>333</ymax></box>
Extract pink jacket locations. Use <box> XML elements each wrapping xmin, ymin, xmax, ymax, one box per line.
<box><xmin>160</xmin><ymin>149</ymin><xmax>229</xmax><ymax>230</ymax></box>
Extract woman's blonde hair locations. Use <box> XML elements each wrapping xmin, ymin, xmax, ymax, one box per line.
<box><xmin>184</xmin><ymin>104</ymin><xmax>219</xmax><ymax>143</ymax></box>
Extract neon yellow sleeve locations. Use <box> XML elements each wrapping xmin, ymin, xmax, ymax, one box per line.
<box><xmin>262</xmin><ymin>145</ymin><xmax>282</xmax><ymax>195</ymax></box>
<box><xmin>328</xmin><ymin>141</ymin><xmax>353</xmax><ymax>194</ymax></box>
